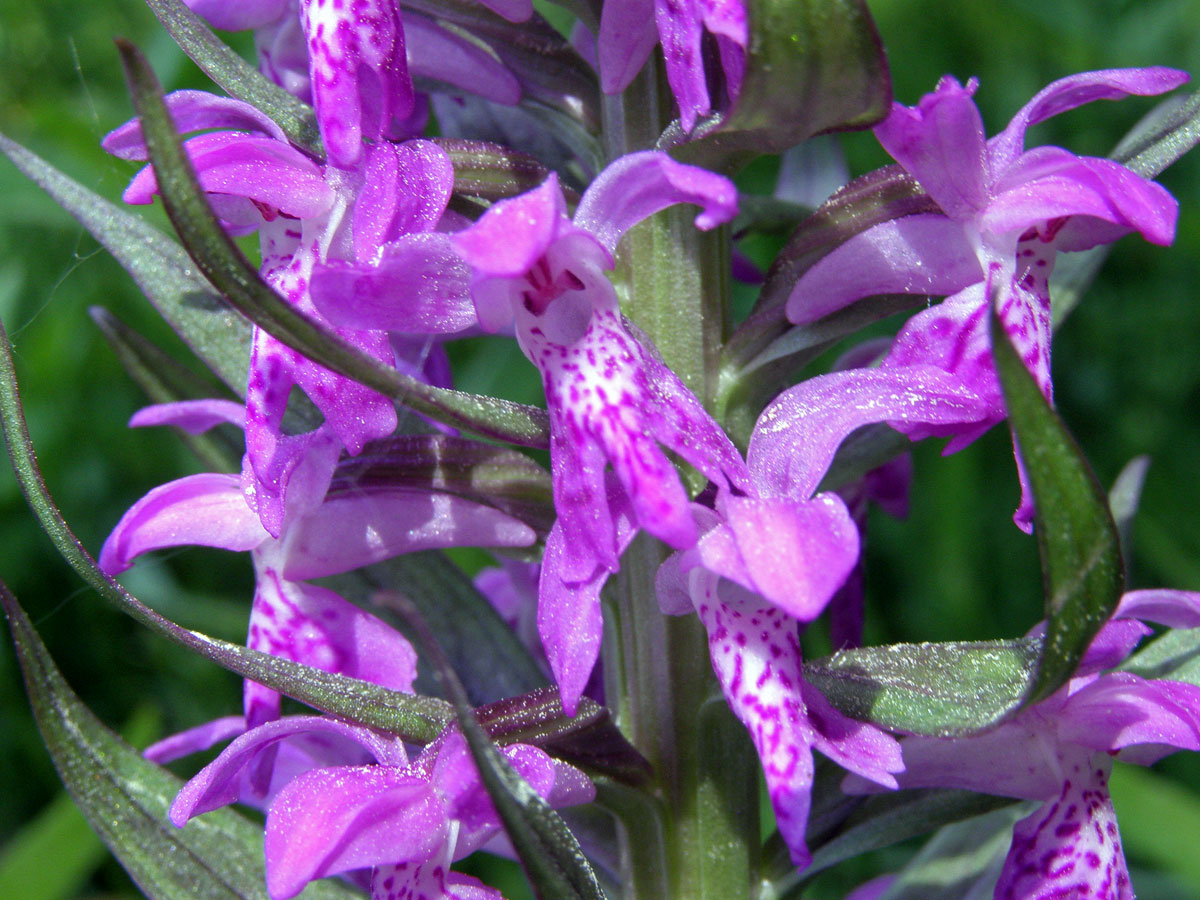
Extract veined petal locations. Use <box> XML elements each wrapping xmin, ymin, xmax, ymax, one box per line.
<box><xmin>989</xmin><ymin>67</ymin><xmax>1190</xmax><ymax>169</ymax></box>
<box><xmin>265</xmin><ymin>766</ymin><xmax>446</xmax><ymax>899</ymax></box>
<box><xmin>1058</xmin><ymin>672</ymin><xmax>1200</xmax><ymax>755</ymax></box>
<box><xmin>279</xmin><ymin>488</ymin><xmax>535</xmax><ymax>580</ymax></box>
<box><xmin>784</xmin><ymin>214</ymin><xmax>981</xmax><ymax>325</ymax></box>
<box><xmin>102</xmin><ymin>89</ymin><xmax>288</xmax><ymax>160</ymax></box>
<box><xmin>720</xmin><ymin>494</ymin><xmax>859</xmax><ymax>622</ymax></box>
<box><xmin>452</xmin><ymin>175</ymin><xmax>574</xmax><ymax>276</ymax></box>
<box><xmin>310</xmin><ymin>234</ymin><xmax>475</xmax><ymax>333</ymax></box>
<box><xmin>129</xmin><ymin>398</ymin><xmax>246</xmax><ymax>433</ymax></box>
<box><xmin>170</xmin><ymin>715</ymin><xmax>406</xmax><ymax>824</ymax></box>
<box><xmin>99</xmin><ymin>473</ymin><xmax>268</xmax><ymax>574</ymax></box>
<box><xmin>596</xmin><ymin>0</ymin><xmax>660</xmax><ymax>94</ymax></box>
<box><xmin>353</xmin><ymin>140</ymin><xmax>455</xmax><ymax>262</ymax></box>
<box><xmin>1114</xmin><ymin>589</ymin><xmax>1200</xmax><ymax>628</ymax></box>
<box><xmin>984</xmin><ymin>151</ymin><xmax>1178</xmax><ymax>246</ymax></box>
<box><xmin>574</xmin><ymin>151</ymin><xmax>738</xmax><ymax>256</ymax></box>
<box><xmin>300</xmin><ymin>0</ymin><xmax>413</xmax><ymax>167</ymax></box>
<box><xmin>995</xmin><ymin>758</ymin><xmax>1133</xmax><ymax>900</ymax></box>
<box><xmin>372</xmin><ymin>860</ymin><xmax>504</xmax><ymax>900</ymax></box>
<box><xmin>873</xmin><ymin>76</ymin><xmax>990</xmax><ymax>221</ymax></box>
<box><xmin>748</xmin><ymin>365</ymin><xmax>990</xmax><ymax>500</ymax></box>
<box><xmin>654</xmin><ymin>0</ymin><xmax>710</xmax><ymax>132</ymax></box>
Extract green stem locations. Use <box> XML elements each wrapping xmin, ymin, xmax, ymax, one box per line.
<box><xmin>599</xmin><ymin>58</ymin><xmax>759</xmax><ymax>900</ymax></box>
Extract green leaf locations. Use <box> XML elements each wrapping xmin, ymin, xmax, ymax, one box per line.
<box><xmin>1118</xmin><ymin>626</ymin><xmax>1200</xmax><ymax>685</ymax></box>
<box><xmin>1111</xmin><ymin>88</ymin><xmax>1200</xmax><ymax>179</ymax></box>
<box><xmin>0</xmin><ymin>315</ymin><xmax>451</xmax><ymax>743</ymax></box>
<box><xmin>117</xmin><ymin>40</ymin><xmax>552</xmax><ymax>450</ymax></box>
<box><xmin>803</xmin><ymin>639</ymin><xmax>1041</xmax><ymax>736</ymax></box>
<box><xmin>0</xmin><ymin>581</ymin><xmax>357</xmax><ymax>900</ymax></box>
<box><xmin>668</xmin><ymin>0</ymin><xmax>890</xmax><ymax>172</ymax></box>
<box><xmin>89</xmin><ymin>306</ymin><xmax>243</xmax><ymax>473</ymax></box>
<box><xmin>990</xmin><ymin>305</ymin><xmax>1125</xmax><ymax>704</ymax></box>
<box><xmin>433</xmin><ymin>138</ymin><xmax>557</xmax><ymax>204</ymax></box>
<box><xmin>1108</xmin><ymin>455</ymin><xmax>1151</xmax><ymax>564</ymax></box>
<box><xmin>396</xmin><ymin>594</ymin><xmax>609</xmax><ymax>900</ymax></box>
<box><xmin>143</xmin><ymin>0</ymin><xmax>323</xmax><ymax>156</ymax></box>
<box><xmin>872</xmin><ymin>803</ymin><xmax>1032</xmax><ymax>900</ymax></box>
<box><xmin>0</xmin><ymin>130</ymin><xmax>251</xmax><ymax>396</ymax></box>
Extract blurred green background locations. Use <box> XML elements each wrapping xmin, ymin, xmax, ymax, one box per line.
<box><xmin>1</xmin><ymin>0</ymin><xmax>1198</xmax><ymax>897</ymax></box>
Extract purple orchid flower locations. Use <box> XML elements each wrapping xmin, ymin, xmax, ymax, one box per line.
<box><xmin>100</xmin><ymin>400</ymin><xmax>536</xmax><ymax>745</ymax></box>
<box><xmin>784</xmin><ymin>68</ymin><xmax>1187</xmax><ymax>529</ymax></box>
<box><xmin>596</xmin><ymin>0</ymin><xmax>746</xmax><ymax>132</ymax></box>
<box><xmin>169</xmin><ymin>714</ymin><xmax>593</xmax><ymax>900</ymax></box>
<box><xmin>844</xmin><ymin>589</ymin><xmax>1200</xmax><ymax>900</ymax></box>
<box><xmin>449</xmin><ymin>151</ymin><xmax>749</xmax><ymax>713</ymax></box>
<box><xmin>653</xmin><ymin>359</ymin><xmax>996</xmax><ymax>866</ymax></box>
<box><xmin>106</xmin><ymin>93</ymin><xmax>472</xmax><ymax>533</ymax></box>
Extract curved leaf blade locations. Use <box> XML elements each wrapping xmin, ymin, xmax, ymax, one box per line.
<box><xmin>0</xmin><ymin>581</ymin><xmax>357</xmax><ymax>900</ymax></box>
<box><xmin>803</xmin><ymin>638</ymin><xmax>1041</xmax><ymax>737</ymax></box>
<box><xmin>0</xmin><ymin>130</ymin><xmax>251</xmax><ymax>395</ymax></box>
<box><xmin>990</xmin><ymin>305</ymin><xmax>1124</xmax><ymax>704</ymax></box>
<box><xmin>118</xmin><ymin>40</ymin><xmax>551</xmax><ymax>449</ymax></box>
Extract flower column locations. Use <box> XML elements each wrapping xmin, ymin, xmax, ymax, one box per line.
<box><xmin>601</xmin><ymin>55</ymin><xmax>760</xmax><ymax>900</ymax></box>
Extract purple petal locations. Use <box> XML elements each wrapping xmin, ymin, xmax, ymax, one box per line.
<box><xmin>995</xmin><ymin>759</ymin><xmax>1133</xmax><ymax>900</ymax></box>
<box><xmin>654</xmin><ymin>0</ymin><xmax>709</xmax><ymax>132</ymax></box>
<box><xmin>144</xmin><ymin>715</ymin><xmax>247</xmax><ymax>765</ymax></box>
<box><xmin>310</xmin><ymin>234</ymin><xmax>475</xmax><ymax>333</ymax></box>
<box><xmin>719</xmin><ymin>494</ymin><xmax>859</xmax><ymax>621</ymax></box>
<box><xmin>300</xmin><ymin>0</ymin><xmax>413</xmax><ymax>167</ymax></box>
<box><xmin>1114</xmin><ymin>589</ymin><xmax>1200</xmax><ymax>628</ymax></box>
<box><xmin>129</xmin><ymin>399</ymin><xmax>246</xmax><ymax>433</ymax></box>
<box><xmin>596</xmin><ymin>0</ymin><xmax>659</xmax><ymax>94</ymax></box>
<box><xmin>247</xmin><ymin>571</ymin><xmax>419</xmax><ymax>705</ymax></box>
<box><xmin>873</xmin><ymin>76</ymin><xmax>990</xmax><ymax>221</ymax></box>
<box><xmin>352</xmin><ymin>140</ymin><xmax>454</xmax><ymax>262</ymax></box>
<box><xmin>99</xmin><ymin>473</ymin><xmax>268</xmax><ymax>574</ymax></box>
<box><xmin>748</xmin><ymin>365</ymin><xmax>990</xmax><ymax>500</ymax></box>
<box><xmin>802</xmin><ymin>681</ymin><xmax>901</xmax><ymax>790</ymax></box>
<box><xmin>406</xmin><ymin>14</ymin><xmax>522</xmax><ymax>104</ymax></box>
<box><xmin>1058</xmin><ymin>672</ymin><xmax>1200</xmax><ymax>755</ymax></box>
<box><xmin>185</xmin><ymin>0</ymin><xmax>287</xmax><ymax>30</ymax></box>
<box><xmin>279</xmin><ymin>488</ymin><xmax>536</xmax><ymax>580</ymax></box>
<box><xmin>102</xmin><ymin>89</ymin><xmax>288</xmax><ymax>160</ymax></box>
<box><xmin>984</xmin><ymin>150</ymin><xmax>1178</xmax><ymax>246</ymax></box>
<box><xmin>990</xmin><ymin>67</ymin><xmax>1190</xmax><ymax>168</ymax></box>
<box><xmin>452</xmin><ymin>175</ymin><xmax>572</xmax><ymax>277</ymax></box>
<box><xmin>265</xmin><ymin>766</ymin><xmax>446</xmax><ymax>899</ymax></box>
<box><xmin>574</xmin><ymin>151</ymin><xmax>738</xmax><ymax>255</ymax></box>
<box><xmin>784</xmin><ymin>213</ymin><xmax>981</xmax><ymax>325</ymax></box>
<box><xmin>170</xmin><ymin>715</ymin><xmax>404</xmax><ymax>824</ymax></box>
<box><xmin>371</xmin><ymin>860</ymin><xmax>504</xmax><ymax>900</ymax></box>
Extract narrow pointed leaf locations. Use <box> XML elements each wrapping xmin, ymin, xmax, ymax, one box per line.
<box><xmin>668</xmin><ymin>0</ymin><xmax>890</xmax><ymax>172</ymax></box>
<box><xmin>803</xmin><ymin>638</ymin><xmax>1042</xmax><ymax>736</ymax></box>
<box><xmin>990</xmin><ymin>306</ymin><xmax>1124</xmax><ymax>704</ymax></box>
<box><xmin>89</xmin><ymin>306</ymin><xmax>243</xmax><ymax>473</ymax></box>
<box><xmin>0</xmin><ymin>131</ymin><xmax>250</xmax><ymax>395</ymax></box>
<box><xmin>118</xmin><ymin>40</ymin><xmax>551</xmax><ymax>449</ymax></box>
<box><xmin>144</xmin><ymin>0</ymin><xmax>322</xmax><ymax>156</ymax></box>
<box><xmin>0</xmin><ymin>316</ymin><xmax>450</xmax><ymax>743</ymax></box>
<box><xmin>396</xmin><ymin>595</ymin><xmax>608</xmax><ymax>900</ymax></box>
<box><xmin>0</xmin><ymin>582</ymin><xmax>358</xmax><ymax>900</ymax></box>
<box><xmin>1118</xmin><ymin>626</ymin><xmax>1200</xmax><ymax>685</ymax></box>
<box><xmin>1109</xmin><ymin>455</ymin><xmax>1151</xmax><ymax>564</ymax></box>
<box><xmin>434</xmin><ymin>138</ymin><xmax>560</xmax><ymax>203</ymax></box>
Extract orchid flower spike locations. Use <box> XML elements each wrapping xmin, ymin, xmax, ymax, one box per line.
<box><xmin>451</xmin><ymin>150</ymin><xmax>749</xmax><ymax>713</ymax></box>
<box><xmin>784</xmin><ymin>67</ymin><xmax>1187</xmax><ymax>530</ymax></box>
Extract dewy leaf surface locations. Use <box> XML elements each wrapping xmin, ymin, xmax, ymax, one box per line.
<box><xmin>990</xmin><ymin>306</ymin><xmax>1124</xmax><ymax>704</ymax></box>
<box><xmin>803</xmin><ymin>638</ymin><xmax>1042</xmax><ymax>736</ymax></box>
<box><xmin>0</xmin><ymin>581</ymin><xmax>357</xmax><ymax>900</ymax></box>
<box><xmin>117</xmin><ymin>40</ymin><xmax>552</xmax><ymax>449</ymax></box>
<box><xmin>0</xmin><ymin>131</ymin><xmax>251</xmax><ymax>396</ymax></box>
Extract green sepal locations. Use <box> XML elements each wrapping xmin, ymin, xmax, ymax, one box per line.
<box><xmin>990</xmin><ymin>304</ymin><xmax>1125</xmax><ymax>704</ymax></box>
<box><xmin>0</xmin><ymin>581</ymin><xmax>357</xmax><ymax>900</ymax></box>
<box><xmin>88</xmin><ymin>306</ymin><xmax>243</xmax><ymax>473</ymax></box>
<box><xmin>117</xmin><ymin>40</ymin><xmax>552</xmax><ymax>449</ymax></box>
<box><xmin>667</xmin><ymin>0</ymin><xmax>890</xmax><ymax>172</ymax></box>
<box><xmin>143</xmin><ymin>0</ymin><xmax>323</xmax><ymax>156</ymax></box>
<box><xmin>0</xmin><ymin>131</ymin><xmax>251</xmax><ymax>396</ymax></box>
<box><xmin>0</xmin><ymin>316</ymin><xmax>451</xmax><ymax>744</ymax></box>
<box><xmin>396</xmin><ymin>594</ymin><xmax>610</xmax><ymax>900</ymax></box>
<box><xmin>803</xmin><ymin>638</ymin><xmax>1042</xmax><ymax>737</ymax></box>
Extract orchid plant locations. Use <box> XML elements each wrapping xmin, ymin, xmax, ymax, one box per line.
<box><xmin>2</xmin><ymin>1</ymin><xmax>1199</xmax><ymax>899</ymax></box>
